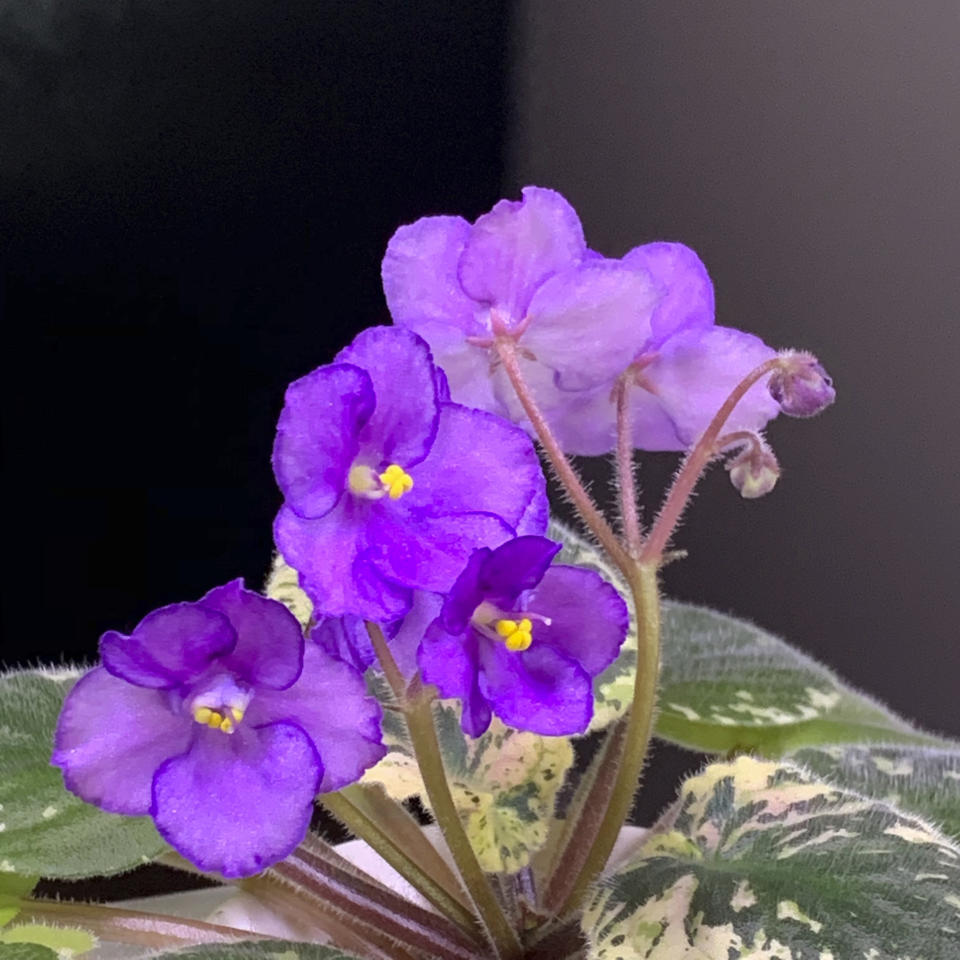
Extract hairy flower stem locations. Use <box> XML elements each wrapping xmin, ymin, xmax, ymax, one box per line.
<box><xmin>21</xmin><ymin>898</ymin><xmax>261</xmax><ymax>950</ymax></box>
<box><xmin>641</xmin><ymin>356</ymin><xmax>782</xmax><ymax>562</ymax></box>
<box><xmin>615</xmin><ymin>375</ymin><xmax>643</xmax><ymax>557</ymax></box>
<box><xmin>367</xmin><ymin>621</ymin><xmax>523</xmax><ymax>960</ymax></box>
<box><xmin>557</xmin><ymin>562</ymin><xmax>661</xmax><ymax>917</ymax></box>
<box><xmin>494</xmin><ymin>336</ymin><xmax>632</xmax><ymax>573</ymax></box>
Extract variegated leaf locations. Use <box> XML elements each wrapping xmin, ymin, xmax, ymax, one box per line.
<box><xmin>148</xmin><ymin>945</ymin><xmax>364</xmax><ymax>959</ymax></box>
<box><xmin>550</xmin><ymin>521</ymin><xmax>941</xmax><ymax>753</ymax></box>
<box><xmin>0</xmin><ymin>670</ymin><xmax>167</xmax><ymax>878</ymax></box>
<box><xmin>0</xmin><ymin>924</ymin><xmax>95</xmax><ymax>956</ymax></box>
<box><xmin>264</xmin><ymin>555</ymin><xmax>314</xmax><ymax>628</ymax></box>
<box><xmin>364</xmin><ymin>701</ymin><xmax>573</xmax><ymax>873</ymax></box>
<box><xmin>584</xmin><ymin>755</ymin><xmax>960</xmax><ymax>959</ymax></box>
<box><xmin>788</xmin><ymin>743</ymin><xmax>960</xmax><ymax>843</ymax></box>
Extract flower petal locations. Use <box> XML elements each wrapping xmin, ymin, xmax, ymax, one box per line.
<box><xmin>335</xmin><ymin>326</ymin><xmax>440</xmax><ymax>468</ymax></box>
<box><xmin>100</xmin><ymin>604</ymin><xmax>236</xmax><ymax>690</ymax></box>
<box><xmin>524</xmin><ymin>566</ymin><xmax>628</xmax><ymax>676</ymax></box>
<box><xmin>622</xmin><ymin>241</ymin><xmax>714</xmax><ymax>343</ymax></box>
<box><xmin>388</xmin><ymin>589</ymin><xmax>443</xmax><ymax>678</ymax></box>
<box><xmin>643</xmin><ymin>325</ymin><xmax>780</xmax><ymax>447</ymax></box>
<box><xmin>439</xmin><ymin>548</ymin><xmax>490</xmax><ymax>634</ymax></box>
<box><xmin>151</xmin><ymin>721</ymin><xmax>321</xmax><ymax>877</ymax></box>
<box><xmin>273</xmin><ymin>363</ymin><xmax>374</xmax><ymax>519</ymax></box>
<box><xmin>53</xmin><ymin>666</ymin><xmax>192</xmax><ymax>815</ymax></box>
<box><xmin>419</xmin><ymin>624</ymin><xmax>491</xmax><ymax>737</ymax></box>
<box><xmin>312</xmin><ymin>614</ymin><xmax>373</xmax><ymax>673</ymax></box>
<box><xmin>251</xmin><ymin>644</ymin><xmax>384</xmax><ymax>793</ymax></box>
<box><xmin>274</xmin><ymin>502</ymin><xmax>412</xmax><ymax>622</ymax></box>
<box><xmin>478</xmin><ymin>536</ymin><xmax>561</xmax><ymax>609</ymax></box>
<box><xmin>523</xmin><ymin>260</ymin><xmax>660</xmax><ymax>391</ymax></box>
<box><xmin>199</xmin><ymin>580</ymin><xmax>304</xmax><ymax>691</ymax></box>
<box><xmin>458</xmin><ymin>187</ymin><xmax>585</xmax><ymax>321</ymax></box>
<box><xmin>382</xmin><ymin>215</ymin><xmax>480</xmax><ymax>332</ymax></box>
<box><xmin>478</xmin><ymin>641</ymin><xmax>592</xmax><ymax>736</ymax></box>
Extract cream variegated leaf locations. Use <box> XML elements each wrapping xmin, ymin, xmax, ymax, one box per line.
<box><xmin>584</xmin><ymin>755</ymin><xmax>960</xmax><ymax>959</ymax></box>
<box><xmin>148</xmin><ymin>945</ymin><xmax>365</xmax><ymax>959</ymax></box>
<box><xmin>550</xmin><ymin>520</ymin><xmax>941</xmax><ymax>753</ymax></box>
<box><xmin>788</xmin><ymin>743</ymin><xmax>960</xmax><ymax>843</ymax></box>
<box><xmin>0</xmin><ymin>670</ymin><xmax>167</xmax><ymax>879</ymax></box>
<box><xmin>0</xmin><ymin>923</ymin><xmax>96</xmax><ymax>956</ymax></box>
<box><xmin>364</xmin><ymin>700</ymin><xmax>573</xmax><ymax>873</ymax></box>
<box><xmin>264</xmin><ymin>554</ymin><xmax>314</xmax><ymax>628</ymax></box>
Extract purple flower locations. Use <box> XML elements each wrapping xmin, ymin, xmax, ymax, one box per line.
<box><xmin>52</xmin><ymin>580</ymin><xmax>385</xmax><ymax>877</ymax></box>
<box><xmin>419</xmin><ymin>537</ymin><xmax>629</xmax><ymax>737</ymax></box>
<box><xmin>273</xmin><ymin>326</ymin><xmax>547</xmax><ymax>622</ymax></box>
<box><xmin>768</xmin><ymin>351</ymin><xmax>836</xmax><ymax>418</ymax></box>
<box><xmin>382</xmin><ymin>188</ymin><xmax>781</xmax><ymax>455</ymax></box>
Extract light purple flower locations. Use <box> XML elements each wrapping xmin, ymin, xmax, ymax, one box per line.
<box><xmin>272</xmin><ymin>326</ymin><xmax>547</xmax><ymax>622</ymax></box>
<box><xmin>768</xmin><ymin>351</ymin><xmax>836</xmax><ymax>418</ymax></box>
<box><xmin>52</xmin><ymin>580</ymin><xmax>384</xmax><ymax>877</ymax></box>
<box><xmin>382</xmin><ymin>188</ymin><xmax>781</xmax><ymax>455</ymax></box>
<box><xmin>419</xmin><ymin>537</ymin><xmax>628</xmax><ymax>736</ymax></box>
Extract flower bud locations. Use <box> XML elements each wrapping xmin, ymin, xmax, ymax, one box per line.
<box><xmin>768</xmin><ymin>351</ymin><xmax>836</xmax><ymax>418</ymax></box>
<box><xmin>727</xmin><ymin>441</ymin><xmax>780</xmax><ymax>499</ymax></box>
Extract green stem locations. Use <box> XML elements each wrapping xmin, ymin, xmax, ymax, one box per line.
<box><xmin>322</xmin><ymin>789</ymin><xmax>481</xmax><ymax>937</ymax></box>
<box><xmin>367</xmin><ymin>619</ymin><xmax>522</xmax><ymax>960</ymax></box>
<box><xmin>557</xmin><ymin>562</ymin><xmax>661</xmax><ymax>917</ymax></box>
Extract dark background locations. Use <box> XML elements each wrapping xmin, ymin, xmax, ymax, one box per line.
<box><xmin>2</xmin><ymin>0</ymin><xmax>958</xmax><ymax>837</ymax></box>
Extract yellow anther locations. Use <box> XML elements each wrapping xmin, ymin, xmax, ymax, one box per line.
<box><xmin>495</xmin><ymin>618</ymin><xmax>533</xmax><ymax>652</ymax></box>
<box><xmin>206</xmin><ymin>711</ymin><xmax>223</xmax><ymax>729</ymax></box>
<box><xmin>219</xmin><ymin>716</ymin><xmax>234</xmax><ymax>734</ymax></box>
<box><xmin>378</xmin><ymin>464</ymin><xmax>414</xmax><ymax>500</ymax></box>
<box><xmin>193</xmin><ymin>707</ymin><xmax>212</xmax><ymax>724</ymax></box>
<box><xmin>230</xmin><ymin>707</ymin><xmax>245</xmax><ymax>723</ymax></box>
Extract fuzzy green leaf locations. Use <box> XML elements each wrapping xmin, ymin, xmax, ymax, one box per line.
<box><xmin>584</xmin><ymin>755</ymin><xmax>960</xmax><ymax>959</ymax></box>
<box><xmin>0</xmin><ymin>924</ymin><xmax>95</xmax><ymax>956</ymax></box>
<box><xmin>550</xmin><ymin>521</ymin><xmax>941</xmax><ymax>753</ymax></box>
<box><xmin>0</xmin><ymin>670</ymin><xmax>167</xmax><ymax>878</ymax></box>
<box><xmin>150</xmin><ymin>944</ymin><xmax>365</xmax><ymax>959</ymax></box>
<box><xmin>0</xmin><ymin>945</ymin><xmax>57</xmax><ymax>959</ymax></box>
<box><xmin>0</xmin><ymin>876</ymin><xmax>37</xmax><ymax>929</ymax></box>
<box><xmin>363</xmin><ymin>701</ymin><xmax>574</xmax><ymax>873</ymax></box>
<box><xmin>788</xmin><ymin>743</ymin><xmax>960</xmax><ymax>843</ymax></box>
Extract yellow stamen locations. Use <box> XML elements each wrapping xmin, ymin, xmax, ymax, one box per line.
<box><xmin>206</xmin><ymin>711</ymin><xmax>224</xmax><ymax>729</ymax></box>
<box><xmin>379</xmin><ymin>463</ymin><xmax>414</xmax><ymax>500</ymax></box>
<box><xmin>495</xmin><ymin>618</ymin><xmax>533</xmax><ymax>653</ymax></box>
<box><xmin>219</xmin><ymin>716</ymin><xmax>235</xmax><ymax>734</ymax></box>
<box><xmin>193</xmin><ymin>706</ymin><xmax>213</xmax><ymax>724</ymax></box>
<box><xmin>231</xmin><ymin>707</ymin><xmax>245</xmax><ymax>723</ymax></box>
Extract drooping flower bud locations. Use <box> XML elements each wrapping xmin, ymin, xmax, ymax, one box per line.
<box><xmin>768</xmin><ymin>351</ymin><xmax>836</xmax><ymax>418</ymax></box>
<box><xmin>725</xmin><ymin>436</ymin><xmax>780</xmax><ymax>499</ymax></box>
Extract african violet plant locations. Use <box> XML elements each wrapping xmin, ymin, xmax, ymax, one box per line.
<box><xmin>2</xmin><ymin>187</ymin><xmax>959</xmax><ymax>960</ymax></box>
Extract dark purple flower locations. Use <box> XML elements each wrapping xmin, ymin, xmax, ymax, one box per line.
<box><xmin>419</xmin><ymin>537</ymin><xmax>629</xmax><ymax>737</ymax></box>
<box><xmin>273</xmin><ymin>326</ymin><xmax>547</xmax><ymax>622</ymax></box>
<box><xmin>52</xmin><ymin>580</ymin><xmax>384</xmax><ymax>878</ymax></box>
<box><xmin>768</xmin><ymin>351</ymin><xmax>836</xmax><ymax>418</ymax></box>
<box><xmin>382</xmin><ymin>188</ymin><xmax>781</xmax><ymax>455</ymax></box>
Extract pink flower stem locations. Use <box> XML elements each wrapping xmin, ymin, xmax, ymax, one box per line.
<box><xmin>493</xmin><ymin>336</ymin><xmax>632</xmax><ymax>573</ymax></box>
<box><xmin>641</xmin><ymin>356</ymin><xmax>782</xmax><ymax>563</ymax></box>
<box><xmin>615</xmin><ymin>374</ymin><xmax>643</xmax><ymax>558</ymax></box>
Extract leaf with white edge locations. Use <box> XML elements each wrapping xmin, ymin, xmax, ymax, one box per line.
<box><xmin>0</xmin><ymin>877</ymin><xmax>37</xmax><ymax>928</ymax></box>
<box><xmin>265</xmin><ymin>554</ymin><xmax>314</xmax><ymax>628</ymax></box>
<box><xmin>789</xmin><ymin>743</ymin><xmax>960</xmax><ymax>843</ymax></box>
<box><xmin>549</xmin><ymin>520</ymin><xmax>943</xmax><ymax>753</ymax></box>
<box><xmin>0</xmin><ymin>670</ymin><xmax>167</xmax><ymax>878</ymax></box>
<box><xmin>584</xmin><ymin>755</ymin><xmax>960</xmax><ymax>959</ymax></box>
<box><xmin>0</xmin><ymin>925</ymin><xmax>95</xmax><ymax>956</ymax></box>
<box><xmin>363</xmin><ymin>702</ymin><xmax>573</xmax><ymax>873</ymax></box>
<box><xmin>149</xmin><ymin>944</ymin><xmax>365</xmax><ymax>958</ymax></box>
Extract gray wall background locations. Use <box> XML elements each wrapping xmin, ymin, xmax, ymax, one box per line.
<box><xmin>508</xmin><ymin>1</ymin><xmax>959</xmax><ymax>737</ymax></box>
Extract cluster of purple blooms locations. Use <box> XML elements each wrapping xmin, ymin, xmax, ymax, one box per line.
<box><xmin>53</xmin><ymin>187</ymin><xmax>834</xmax><ymax>877</ymax></box>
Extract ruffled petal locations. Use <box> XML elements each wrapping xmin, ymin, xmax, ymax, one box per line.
<box><xmin>251</xmin><ymin>644</ymin><xmax>384</xmax><ymax>793</ymax></box>
<box><xmin>272</xmin><ymin>363</ymin><xmax>374</xmax><ymax>519</ymax></box>
<box><xmin>458</xmin><ymin>187</ymin><xmax>585</xmax><ymax>321</ymax></box>
<box><xmin>439</xmin><ymin>549</ymin><xmax>489</xmax><ymax>634</ymax></box>
<box><xmin>387</xmin><ymin>589</ymin><xmax>443</xmax><ymax>678</ymax></box>
<box><xmin>335</xmin><ymin>326</ymin><xmax>440</xmax><ymax>469</ymax></box>
<box><xmin>382</xmin><ymin>216</ymin><xmax>480</xmax><ymax>332</ymax></box>
<box><xmin>274</xmin><ymin>502</ymin><xmax>411</xmax><ymax>622</ymax></box>
<box><xmin>312</xmin><ymin>615</ymin><xmax>373</xmax><ymax>673</ymax></box>
<box><xmin>419</xmin><ymin>624</ymin><xmax>491</xmax><ymax>737</ymax></box>
<box><xmin>642</xmin><ymin>325</ymin><xmax>780</xmax><ymax>448</ymax></box>
<box><xmin>199</xmin><ymin>580</ymin><xmax>304</xmax><ymax>691</ymax></box>
<box><xmin>522</xmin><ymin>260</ymin><xmax>660</xmax><ymax>391</ymax></box>
<box><xmin>478</xmin><ymin>536</ymin><xmax>561</xmax><ymax>609</ymax></box>
<box><xmin>53</xmin><ymin>667</ymin><xmax>192</xmax><ymax>815</ymax></box>
<box><xmin>622</xmin><ymin>242</ymin><xmax>714</xmax><ymax>343</ymax></box>
<box><xmin>478</xmin><ymin>641</ymin><xmax>592</xmax><ymax>735</ymax></box>
<box><xmin>100</xmin><ymin>604</ymin><xmax>236</xmax><ymax>690</ymax></box>
<box><xmin>151</xmin><ymin>721</ymin><xmax>321</xmax><ymax>877</ymax></box>
<box><xmin>524</xmin><ymin>566</ymin><xmax>628</xmax><ymax>676</ymax></box>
